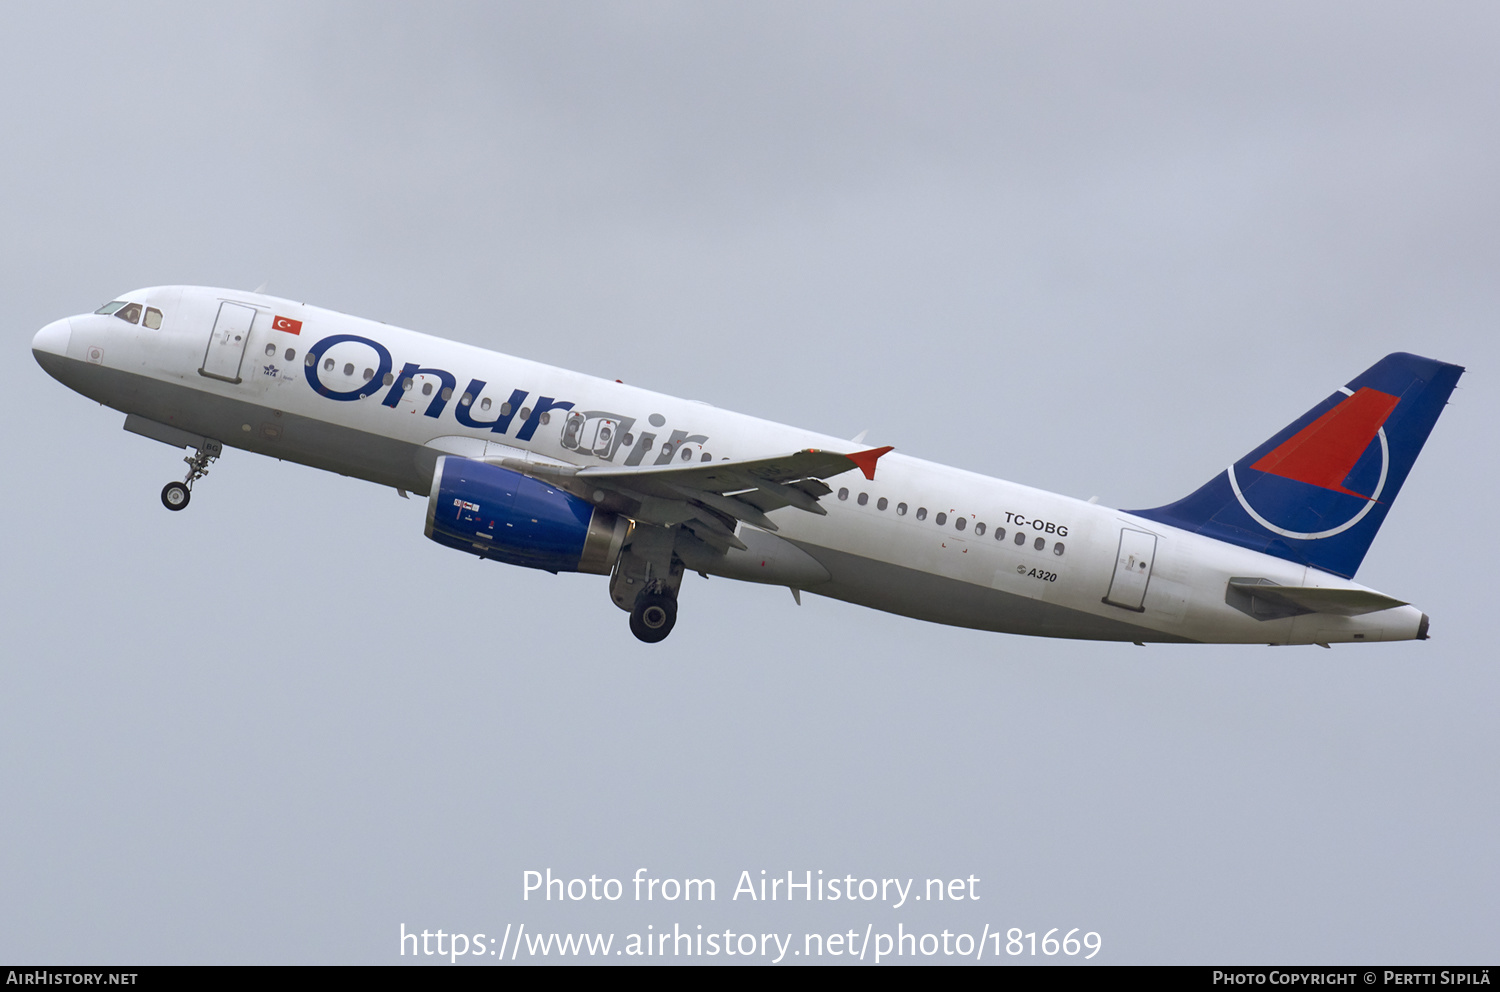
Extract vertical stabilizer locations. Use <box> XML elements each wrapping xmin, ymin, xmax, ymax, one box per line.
<box><xmin>1130</xmin><ymin>353</ymin><xmax>1463</xmax><ymax>578</ymax></box>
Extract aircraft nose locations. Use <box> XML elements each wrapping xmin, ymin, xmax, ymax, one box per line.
<box><xmin>32</xmin><ymin>318</ymin><xmax>72</xmax><ymax>358</ymax></box>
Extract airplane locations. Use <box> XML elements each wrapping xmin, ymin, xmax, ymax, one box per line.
<box><xmin>31</xmin><ymin>286</ymin><xmax>1462</xmax><ymax>645</ymax></box>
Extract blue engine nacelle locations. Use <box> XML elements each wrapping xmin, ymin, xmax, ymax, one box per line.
<box><xmin>425</xmin><ymin>456</ymin><xmax>627</xmax><ymax>574</ymax></box>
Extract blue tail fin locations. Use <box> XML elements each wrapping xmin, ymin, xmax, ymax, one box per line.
<box><xmin>1130</xmin><ymin>353</ymin><xmax>1464</xmax><ymax>578</ymax></box>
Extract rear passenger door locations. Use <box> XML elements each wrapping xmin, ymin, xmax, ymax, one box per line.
<box><xmin>1102</xmin><ymin>528</ymin><xmax>1157</xmax><ymax>612</ymax></box>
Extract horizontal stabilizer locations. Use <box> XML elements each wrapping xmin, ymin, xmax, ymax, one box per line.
<box><xmin>1226</xmin><ymin>577</ymin><xmax>1407</xmax><ymax>621</ymax></box>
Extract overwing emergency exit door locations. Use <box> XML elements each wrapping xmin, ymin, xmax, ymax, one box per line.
<box><xmin>200</xmin><ymin>302</ymin><xmax>257</xmax><ymax>383</ymax></box>
<box><xmin>1103</xmin><ymin>528</ymin><xmax>1158</xmax><ymax>612</ymax></box>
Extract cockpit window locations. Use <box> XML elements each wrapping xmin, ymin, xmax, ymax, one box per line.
<box><xmin>95</xmin><ymin>301</ymin><xmax>126</xmax><ymax>315</ymax></box>
<box><xmin>113</xmin><ymin>303</ymin><xmax>143</xmax><ymax>324</ymax></box>
<box><xmin>143</xmin><ymin>307</ymin><xmax>162</xmax><ymax>330</ymax></box>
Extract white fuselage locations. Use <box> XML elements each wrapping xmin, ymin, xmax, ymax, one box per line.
<box><xmin>32</xmin><ymin>286</ymin><xmax>1427</xmax><ymax>645</ymax></box>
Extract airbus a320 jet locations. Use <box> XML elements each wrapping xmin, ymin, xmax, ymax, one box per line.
<box><xmin>32</xmin><ymin>287</ymin><xmax>1462</xmax><ymax>644</ymax></box>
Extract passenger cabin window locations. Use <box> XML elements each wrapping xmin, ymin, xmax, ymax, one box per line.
<box><xmin>877</xmin><ymin>497</ymin><xmax>888</xmax><ymax>511</ymax></box>
<box><xmin>916</xmin><ymin>507</ymin><xmax>927</xmax><ymax>521</ymax></box>
<box><xmin>1054</xmin><ymin>543</ymin><xmax>1065</xmax><ymax>556</ymax></box>
<box><xmin>143</xmin><ymin>307</ymin><xmax>162</xmax><ymax>330</ymax></box>
<box><xmin>285</xmin><ymin>348</ymin><xmax>296</xmax><ymax>362</ymax></box>
<box><xmin>897</xmin><ymin>502</ymin><xmax>907</xmax><ymax>516</ymax></box>
<box><xmin>1014</xmin><ymin>532</ymin><xmax>1026</xmax><ymax>546</ymax></box>
<box><xmin>975</xmin><ymin>522</ymin><xmax>986</xmax><ymax>536</ymax></box>
<box><xmin>264</xmin><ymin>344</ymin><xmax>276</xmax><ymax>357</ymax></box>
<box><xmin>480</xmin><ymin>398</ymin><xmax>492</xmax><ymax>411</ymax></box>
<box><xmin>935</xmin><ymin>512</ymin><xmax>947</xmax><ymax>526</ymax></box>
<box><xmin>857</xmin><ymin>493</ymin><xmax>868</xmax><ymax>506</ymax></box>
<box><xmin>954</xmin><ymin>517</ymin><xmax>966</xmax><ymax>531</ymax></box>
<box><xmin>994</xmin><ymin>527</ymin><xmax>1006</xmax><ymax>542</ymax></box>
<box><xmin>1034</xmin><ymin>537</ymin><xmax>1046</xmax><ymax>551</ymax></box>
<box><xmin>838</xmin><ymin>488</ymin><xmax>849</xmax><ymax>500</ymax></box>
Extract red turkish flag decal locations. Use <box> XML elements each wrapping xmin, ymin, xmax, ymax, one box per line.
<box><xmin>272</xmin><ymin>315</ymin><xmax>302</xmax><ymax>335</ymax></box>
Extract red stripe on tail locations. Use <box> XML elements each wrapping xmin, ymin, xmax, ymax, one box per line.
<box><xmin>1249</xmin><ymin>387</ymin><xmax>1399</xmax><ymax>498</ymax></box>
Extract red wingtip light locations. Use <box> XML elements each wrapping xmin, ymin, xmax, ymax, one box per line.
<box><xmin>846</xmin><ymin>445</ymin><xmax>894</xmax><ymax>481</ymax></box>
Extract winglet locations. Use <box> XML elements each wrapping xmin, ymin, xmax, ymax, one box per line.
<box><xmin>845</xmin><ymin>445</ymin><xmax>895</xmax><ymax>481</ymax></box>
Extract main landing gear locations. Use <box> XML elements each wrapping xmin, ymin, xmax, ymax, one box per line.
<box><xmin>610</xmin><ymin>524</ymin><xmax>684</xmax><ymax>643</ymax></box>
<box><xmin>629</xmin><ymin>586</ymin><xmax>678</xmax><ymax>643</ymax></box>
<box><xmin>160</xmin><ymin>441</ymin><xmax>221</xmax><ymax>512</ymax></box>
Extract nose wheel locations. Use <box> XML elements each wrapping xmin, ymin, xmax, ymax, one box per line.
<box><xmin>161</xmin><ymin>481</ymin><xmax>190</xmax><ymax>510</ymax></box>
<box><xmin>160</xmin><ymin>441</ymin><xmax>220</xmax><ymax>512</ymax></box>
<box><xmin>630</xmin><ymin>588</ymin><xmax>678</xmax><ymax>643</ymax></box>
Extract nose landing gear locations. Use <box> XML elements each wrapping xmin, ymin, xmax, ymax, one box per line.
<box><xmin>160</xmin><ymin>441</ymin><xmax>221</xmax><ymax>512</ymax></box>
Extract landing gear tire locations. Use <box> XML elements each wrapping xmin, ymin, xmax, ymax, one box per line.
<box><xmin>162</xmin><ymin>441</ymin><xmax>219</xmax><ymax>511</ymax></box>
<box><xmin>161</xmin><ymin>481</ymin><xmax>191</xmax><ymax>511</ymax></box>
<box><xmin>630</xmin><ymin>590</ymin><xmax>677</xmax><ymax>643</ymax></box>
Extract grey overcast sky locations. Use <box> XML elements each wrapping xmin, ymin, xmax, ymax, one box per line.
<box><xmin>2</xmin><ymin>1</ymin><xmax>1496</xmax><ymax>965</ymax></box>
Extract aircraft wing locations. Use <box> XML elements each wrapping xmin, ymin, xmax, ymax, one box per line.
<box><xmin>490</xmin><ymin>446</ymin><xmax>893</xmax><ymax>552</ymax></box>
